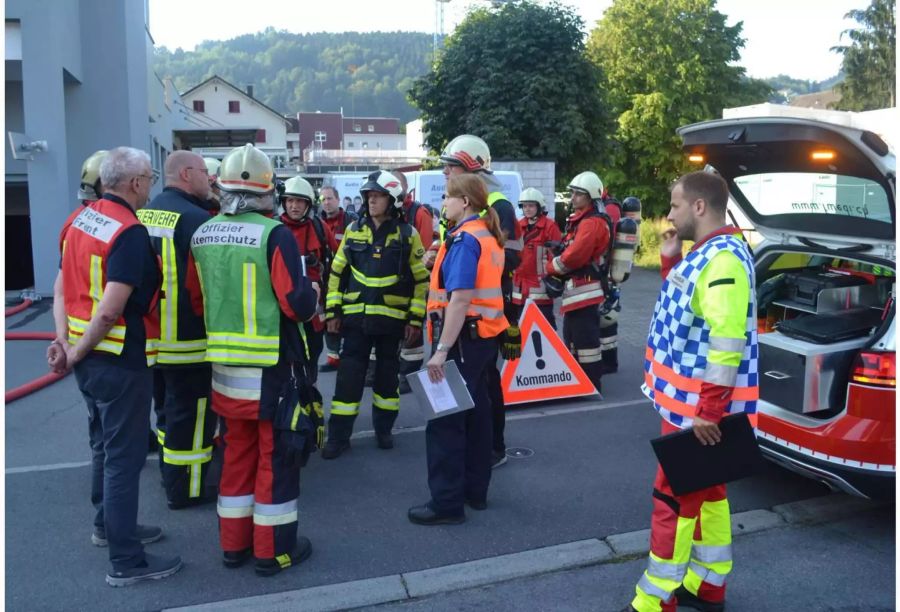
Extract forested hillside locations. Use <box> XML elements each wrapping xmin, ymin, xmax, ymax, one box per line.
<box><xmin>153</xmin><ymin>29</ymin><xmax>436</xmax><ymax>122</ymax></box>
<box><xmin>154</xmin><ymin>28</ymin><xmax>840</xmax><ymax>122</ymax></box>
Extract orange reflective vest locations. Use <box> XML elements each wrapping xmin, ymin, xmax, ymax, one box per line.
<box><xmin>426</xmin><ymin>219</ymin><xmax>508</xmax><ymax>342</ymax></box>
<box><xmin>61</xmin><ymin>199</ymin><xmax>160</xmax><ymax>365</ymax></box>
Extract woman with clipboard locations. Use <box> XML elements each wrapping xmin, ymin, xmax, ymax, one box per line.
<box><xmin>408</xmin><ymin>174</ymin><xmax>508</xmax><ymax>526</ymax></box>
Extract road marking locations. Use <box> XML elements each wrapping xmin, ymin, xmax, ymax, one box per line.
<box><xmin>356</xmin><ymin>397</ymin><xmax>650</xmax><ymax>438</ymax></box>
<box><xmin>6</xmin><ymin>455</ymin><xmax>156</xmax><ymax>475</ymax></box>
<box><xmin>5</xmin><ymin>398</ymin><xmax>650</xmax><ymax>474</ymax></box>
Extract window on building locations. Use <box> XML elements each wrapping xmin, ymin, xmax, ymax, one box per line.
<box><xmin>255</xmin><ymin>129</ymin><xmax>266</xmax><ymax>143</ymax></box>
<box><xmin>368</xmin><ymin>124</ymin><xmax>375</xmax><ymax>133</ymax></box>
<box><xmin>193</xmin><ymin>100</ymin><xmax>205</xmax><ymax>112</ymax></box>
<box><xmin>362</xmin><ymin>142</ymin><xmax>368</xmax><ymax>149</ymax></box>
<box><xmin>353</xmin><ymin>124</ymin><xmax>361</xmax><ymax>133</ymax></box>
<box><xmin>314</xmin><ymin>131</ymin><xmax>327</xmax><ymax>143</ymax></box>
<box><xmin>228</xmin><ymin>100</ymin><xmax>240</xmax><ymax>113</ymax></box>
<box><xmin>347</xmin><ymin>141</ymin><xmax>354</xmax><ymax>148</ymax></box>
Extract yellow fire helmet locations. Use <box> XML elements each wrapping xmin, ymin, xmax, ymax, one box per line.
<box><xmin>78</xmin><ymin>149</ymin><xmax>108</xmax><ymax>201</ymax></box>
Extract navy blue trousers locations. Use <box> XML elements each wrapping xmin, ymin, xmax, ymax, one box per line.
<box><xmin>76</xmin><ymin>357</ymin><xmax>152</xmax><ymax>571</ymax></box>
<box><xmin>425</xmin><ymin>335</ymin><xmax>498</xmax><ymax>515</ymax></box>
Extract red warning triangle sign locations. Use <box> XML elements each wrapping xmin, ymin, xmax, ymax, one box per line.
<box><xmin>500</xmin><ymin>301</ymin><xmax>597</xmax><ymax>405</ymax></box>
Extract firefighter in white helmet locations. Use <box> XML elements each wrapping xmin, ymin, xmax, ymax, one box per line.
<box><xmin>544</xmin><ymin>171</ymin><xmax>611</xmax><ymax>395</ymax></box>
<box><xmin>187</xmin><ymin>144</ymin><xmax>321</xmax><ymax>575</ymax></box>
<box><xmin>322</xmin><ymin>170</ymin><xmax>429</xmax><ymax>458</ymax></box>
<box><xmin>279</xmin><ymin>176</ymin><xmax>339</xmax><ymax>383</ymax></box>
<box><xmin>512</xmin><ymin>187</ymin><xmax>562</xmax><ymax>328</ymax></box>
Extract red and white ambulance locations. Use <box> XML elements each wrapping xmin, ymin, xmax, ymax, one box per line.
<box><xmin>679</xmin><ymin>116</ymin><xmax>895</xmax><ymax>499</ymax></box>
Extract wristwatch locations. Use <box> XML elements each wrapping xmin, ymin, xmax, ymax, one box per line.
<box><xmin>435</xmin><ymin>342</ymin><xmax>451</xmax><ymax>353</ymax></box>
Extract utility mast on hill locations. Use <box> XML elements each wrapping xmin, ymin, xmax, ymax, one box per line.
<box><xmin>433</xmin><ymin>0</ymin><xmax>512</xmax><ymax>60</ymax></box>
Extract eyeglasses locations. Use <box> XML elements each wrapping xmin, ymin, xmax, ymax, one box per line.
<box><xmin>185</xmin><ymin>167</ymin><xmax>209</xmax><ymax>175</ymax></box>
<box><xmin>135</xmin><ymin>174</ymin><xmax>159</xmax><ymax>186</ymax></box>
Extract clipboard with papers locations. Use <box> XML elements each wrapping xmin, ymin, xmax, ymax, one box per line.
<box><xmin>650</xmin><ymin>413</ymin><xmax>764</xmax><ymax>496</ymax></box>
<box><xmin>405</xmin><ymin>360</ymin><xmax>474</xmax><ymax>419</ymax></box>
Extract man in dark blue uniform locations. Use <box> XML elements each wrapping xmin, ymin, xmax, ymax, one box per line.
<box><xmin>138</xmin><ymin>150</ymin><xmax>216</xmax><ymax>510</ymax></box>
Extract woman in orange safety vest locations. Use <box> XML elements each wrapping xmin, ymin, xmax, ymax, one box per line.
<box><xmin>408</xmin><ymin>173</ymin><xmax>508</xmax><ymax>526</ymax></box>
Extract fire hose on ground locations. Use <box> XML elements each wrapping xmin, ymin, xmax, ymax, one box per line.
<box><xmin>5</xmin><ymin>296</ymin><xmax>70</xmax><ymax>403</ymax></box>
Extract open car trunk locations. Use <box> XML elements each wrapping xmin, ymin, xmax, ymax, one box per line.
<box><xmin>678</xmin><ymin>117</ymin><xmax>896</xmax><ymax>418</ymax></box>
<box><xmin>754</xmin><ymin>249</ymin><xmax>894</xmax><ymax>417</ymax></box>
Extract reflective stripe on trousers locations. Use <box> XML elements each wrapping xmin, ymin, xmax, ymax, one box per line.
<box><xmin>254</xmin><ymin>499</ymin><xmax>298</xmax><ymax>527</ymax></box>
<box><xmin>218</xmin><ymin>494</ymin><xmax>254</xmax><ymax>518</ymax></box>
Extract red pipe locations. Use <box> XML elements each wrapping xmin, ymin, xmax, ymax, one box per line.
<box><xmin>6</xmin><ymin>331</ymin><xmax>55</xmax><ymax>341</ymax></box>
<box><xmin>5</xmin><ymin>299</ymin><xmax>33</xmax><ymax>316</ymax></box>
<box><xmin>5</xmin><ymin>331</ymin><xmax>69</xmax><ymax>403</ymax></box>
<box><xmin>6</xmin><ymin>371</ymin><xmax>68</xmax><ymax>403</ymax></box>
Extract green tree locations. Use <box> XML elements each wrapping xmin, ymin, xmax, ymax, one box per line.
<box><xmin>587</xmin><ymin>0</ymin><xmax>771</xmax><ymax>216</ymax></box>
<box><xmin>408</xmin><ymin>1</ymin><xmax>612</xmax><ymax>180</ymax></box>
<box><xmin>832</xmin><ymin>0</ymin><xmax>896</xmax><ymax>111</ymax></box>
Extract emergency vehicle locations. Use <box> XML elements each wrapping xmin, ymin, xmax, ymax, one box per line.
<box><xmin>679</xmin><ymin>117</ymin><xmax>896</xmax><ymax>500</ymax></box>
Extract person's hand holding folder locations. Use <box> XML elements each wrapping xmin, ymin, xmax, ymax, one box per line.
<box><xmin>692</xmin><ymin>416</ymin><xmax>722</xmax><ymax>446</ymax></box>
<box><xmin>426</xmin><ymin>349</ymin><xmax>448</xmax><ymax>383</ymax></box>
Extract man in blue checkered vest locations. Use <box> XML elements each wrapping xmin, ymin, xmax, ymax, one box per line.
<box><xmin>624</xmin><ymin>171</ymin><xmax>758</xmax><ymax>612</ymax></box>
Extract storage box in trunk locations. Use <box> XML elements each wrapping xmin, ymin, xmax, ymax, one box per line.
<box><xmin>758</xmin><ymin>332</ymin><xmax>870</xmax><ymax>415</ymax></box>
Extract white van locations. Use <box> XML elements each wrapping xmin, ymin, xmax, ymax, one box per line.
<box><xmin>407</xmin><ymin>170</ymin><xmax>525</xmax><ymax>220</ymax></box>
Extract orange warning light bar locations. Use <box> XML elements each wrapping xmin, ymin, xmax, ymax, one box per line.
<box><xmin>687</xmin><ymin>154</ymin><xmax>705</xmax><ymax>163</ymax></box>
<box><xmin>811</xmin><ymin>150</ymin><xmax>836</xmax><ymax>161</ymax></box>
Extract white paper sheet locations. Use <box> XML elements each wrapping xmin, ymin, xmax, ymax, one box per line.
<box><xmin>416</xmin><ymin>370</ymin><xmax>458</xmax><ymax>413</ymax></box>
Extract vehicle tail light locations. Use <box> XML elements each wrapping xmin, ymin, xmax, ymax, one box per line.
<box><xmin>851</xmin><ymin>351</ymin><xmax>896</xmax><ymax>387</ymax></box>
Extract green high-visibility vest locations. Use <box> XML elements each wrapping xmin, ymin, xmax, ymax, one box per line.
<box><xmin>190</xmin><ymin>213</ymin><xmax>282</xmax><ymax>367</ymax></box>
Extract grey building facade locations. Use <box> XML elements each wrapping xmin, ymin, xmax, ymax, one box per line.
<box><xmin>6</xmin><ymin>0</ymin><xmax>188</xmax><ymax>293</ymax></box>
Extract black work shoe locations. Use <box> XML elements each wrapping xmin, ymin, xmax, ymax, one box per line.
<box><xmin>491</xmin><ymin>450</ymin><xmax>508</xmax><ymax>469</ymax></box>
<box><xmin>466</xmin><ymin>498</ymin><xmax>487</xmax><ymax>511</ymax></box>
<box><xmin>620</xmin><ymin>606</ymin><xmax>638</xmax><ymax>612</ymax></box>
<box><xmin>398</xmin><ymin>377</ymin><xmax>412</xmax><ymax>394</ymax></box>
<box><xmin>167</xmin><ymin>493</ymin><xmax>216</xmax><ymax>510</ymax></box>
<box><xmin>320</xmin><ymin>439</ymin><xmax>351</xmax><ymax>460</ymax></box>
<box><xmin>106</xmin><ymin>553</ymin><xmax>182</xmax><ymax>587</ymax></box>
<box><xmin>223</xmin><ymin>547</ymin><xmax>253</xmax><ymax>569</ymax></box>
<box><xmin>376</xmin><ymin>432</ymin><xmax>394</xmax><ymax>450</ymax></box>
<box><xmin>255</xmin><ymin>537</ymin><xmax>312</xmax><ymax>577</ymax></box>
<box><xmin>408</xmin><ymin>504</ymin><xmax>465</xmax><ymax>526</ymax></box>
<box><xmin>674</xmin><ymin>586</ymin><xmax>725</xmax><ymax>612</ymax></box>
<box><xmin>92</xmin><ymin>524</ymin><xmax>163</xmax><ymax>547</ymax></box>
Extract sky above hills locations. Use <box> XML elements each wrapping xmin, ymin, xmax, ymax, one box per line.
<box><xmin>149</xmin><ymin>0</ymin><xmax>861</xmax><ymax>82</ymax></box>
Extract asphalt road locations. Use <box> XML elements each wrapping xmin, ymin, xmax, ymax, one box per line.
<box><xmin>4</xmin><ymin>268</ymin><xmax>892</xmax><ymax>611</ymax></box>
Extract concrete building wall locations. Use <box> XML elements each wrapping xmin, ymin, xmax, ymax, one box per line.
<box><xmin>492</xmin><ymin>161</ymin><xmax>556</xmax><ymax>208</ymax></box>
<box><xmin>5</xmin><ymin>0</ymin><xmax>190</xmax><ymax>293</ymax></box>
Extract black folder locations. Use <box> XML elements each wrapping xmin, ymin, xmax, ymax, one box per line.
<box><xmin>650</xmin><ymin>413</ymin><xmax>764</xmax><ymax>496</ymax></box>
